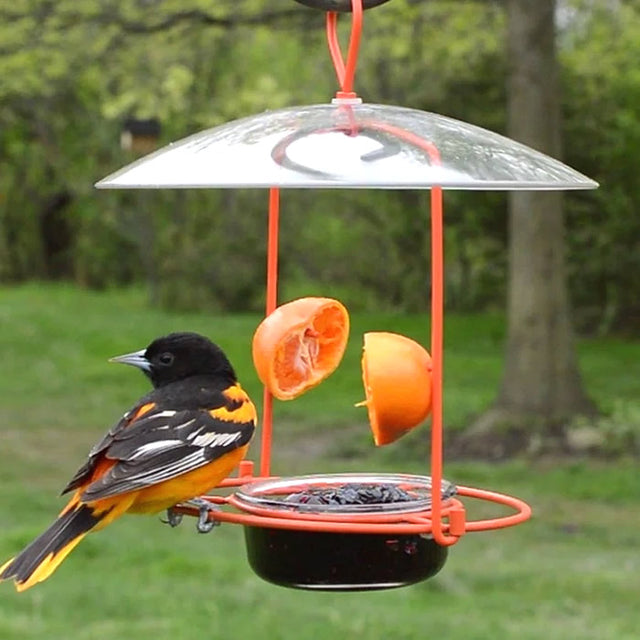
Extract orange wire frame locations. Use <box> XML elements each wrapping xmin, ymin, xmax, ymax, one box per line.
<box><xmin>180</xmin><ymin>0</ymin><xmax>531</xmax><ymax>541</ymax></box>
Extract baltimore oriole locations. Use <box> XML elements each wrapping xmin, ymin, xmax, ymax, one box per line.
<box><xmin>0</xmin><ymin>332</ymin><xmax>257</xmax><ymax>592</ymax></box>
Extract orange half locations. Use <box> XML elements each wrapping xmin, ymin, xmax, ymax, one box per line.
<box><xmin>359</xmin><ymin>332</ymin><xmax>433</xmax><ymax>445</ymax></box>
<box><xmin>252</xmin><ymin>297</ymin><xmax>350</xmax><ymax>400</ymax></box>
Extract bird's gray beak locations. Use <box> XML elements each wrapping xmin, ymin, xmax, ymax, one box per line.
<box><xmin>109</xmin><ymin>349</ymin><xmax>151</xmax><ymax>372</ymax></box>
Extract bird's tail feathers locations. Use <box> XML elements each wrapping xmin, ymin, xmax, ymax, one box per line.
<box><xmin>0</xmin><ymin>502</ymin><xmax>111</xmax><ymax>592</ymax></box>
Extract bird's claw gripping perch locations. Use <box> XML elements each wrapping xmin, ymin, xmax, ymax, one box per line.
<box><xmin>190</xmin><ymin>498</ymin><xmax>221</xmax><ymax>533</ymax></box>
<box><xmin>161</xmin><ymin>508</ymin><xmax>183</xmax><ymax>528</ymax></box>
<box><xmin>162</xmin><ymin>499</ymin><xmax>220</xmax><ymax>533</ymax></box>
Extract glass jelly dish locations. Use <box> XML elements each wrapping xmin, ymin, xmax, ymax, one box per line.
<box><xmin>232</xmin><ymin>473</ymin><xmax>457</xmax><ymax>591</ymax></box>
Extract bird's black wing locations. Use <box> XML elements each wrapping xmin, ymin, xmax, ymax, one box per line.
<box><xmin>61</xmin><ymin>398</ymin><xmax>157</xmax><ymax>495</ymax></box>
<box><xmin>79</xmin><ymin>403</ymin><xmax>256</xmax><ymax>501</ymax></box>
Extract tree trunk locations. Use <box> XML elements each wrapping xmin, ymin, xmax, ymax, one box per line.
<box><xmin>461</xmin><ymin>0</ymin><xmax>596</xmax><ymax>458</ymax></box>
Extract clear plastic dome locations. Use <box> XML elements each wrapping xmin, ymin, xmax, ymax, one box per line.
<box><xmin>96</xmin><ymin>102</ymin><xmax>597</xmax><ymax>191</ymax></box>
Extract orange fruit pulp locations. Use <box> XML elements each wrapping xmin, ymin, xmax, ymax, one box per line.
<box><xmin>358</xmin><ymin>332</ymin><xmax>433</xmax><ymax>445</ymax></box>
<box><xmin>252</xmin><ymin>297</ymin><xmax>350</xmax><ymax>400</ymax></box>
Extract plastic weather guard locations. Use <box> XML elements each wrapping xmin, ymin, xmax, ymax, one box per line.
<box><xmin>96</xmin><ymin>102</ymin><xmax>597</xmax><ymax>191</ymax></box>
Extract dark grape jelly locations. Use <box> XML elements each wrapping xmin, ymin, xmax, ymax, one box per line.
<box><xmin>244</xmin><ymin>526</ymin><xmax>448</xmax><ymax>590</ymax></box>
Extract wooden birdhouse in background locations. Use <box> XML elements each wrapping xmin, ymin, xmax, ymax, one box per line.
<box><xmin>120</xmin><ymin>118</ymin><xmax>161</xmax><ymax>154</ymax></box>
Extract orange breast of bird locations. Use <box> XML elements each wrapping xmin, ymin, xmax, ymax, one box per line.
<box><xmin>125</xmin><ymin>443</ymin><xmax>250</xmax><ymax>514</ymax></box>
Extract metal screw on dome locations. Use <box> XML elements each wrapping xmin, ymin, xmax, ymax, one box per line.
<box><xmin>293</xmin><ymin>0</ymin><xmax>391</xmax><ymax>12</ymax></box>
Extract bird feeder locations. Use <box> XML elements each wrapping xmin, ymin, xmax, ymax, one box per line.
<box><xmin>96</xmin><ymin>0</ymin><xmax>597</xmax><ymax>591</ymax></box>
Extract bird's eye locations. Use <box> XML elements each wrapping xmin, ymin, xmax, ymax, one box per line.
<box><xmin>158</xmin><ymin>352</ymin><xmax>174</xmax><ymax>366</ymax></box>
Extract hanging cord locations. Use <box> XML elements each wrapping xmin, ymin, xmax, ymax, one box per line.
<box><xmin>326</xmin><ymin>0</ymin><xmax>363</xmax><ymax>98</ymax></box>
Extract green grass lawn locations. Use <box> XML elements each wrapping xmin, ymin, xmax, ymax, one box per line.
<box><xmin>0</xmin><ymin>284</ymin><xmax>638</xmax><ymax>639</ymax></box>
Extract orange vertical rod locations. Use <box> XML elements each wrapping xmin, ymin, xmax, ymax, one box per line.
<box><xmin>430</xmin><ymin>187</ymin><xmax>458</xmax><ymax>546</ymax></box>
<box><xmin>260</xmin><ymin>187</ymin><xmax>280</xmax><ymax>477</ymax></box>
<box><xmin>266</xmin><ymin>188</ymin><xmax>280</xmax><ymax>315</ymax></box>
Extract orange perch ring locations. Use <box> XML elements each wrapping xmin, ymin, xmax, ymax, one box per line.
<box><xmin>175</xmin><ymin>463</ymin><xmax>531</xmax><ymax>536</ymax></box>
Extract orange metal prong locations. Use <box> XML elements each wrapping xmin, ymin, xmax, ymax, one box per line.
<box><xmin>238</xmin><ymin>460</ymin><xmax>254</xmax><ymax>479</ymax></box>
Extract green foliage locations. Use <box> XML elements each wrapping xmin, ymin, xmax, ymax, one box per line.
<box><xmin>153</xmin><ymin>190</ymin><xmax>268</xmax><ymax>312</ymax></box>
<box><xmin>561</xmin><ymin>0</ymin><xmax>640</xmax><ymax>333</ymax></box>
<box><xmin>0</xmin><ymin>0</ymin><xmax>506</xmax><ymax>313</ymax></box>
<box><xmin>0</xmin><ymin>1</ymin><xmax>638</xmax><ymax>330</ymax></box>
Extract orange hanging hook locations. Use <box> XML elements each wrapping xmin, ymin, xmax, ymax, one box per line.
<box><xmin>326</xmin><ymin>0</ymin><xmax>364</xmax><ymax>97</ymax></box>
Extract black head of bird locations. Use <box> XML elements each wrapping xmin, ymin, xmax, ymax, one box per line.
<box><xmin>110</xmin><ymin>332</ymin><xmax>237</xmax><ymax>388</ymax></box>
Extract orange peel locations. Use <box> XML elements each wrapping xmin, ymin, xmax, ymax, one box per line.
<box><xmin>252</xmin><ymin>297</ymin><xmax>349</xmax><ymax>400</ymax></box>
<box><xmin>359</xmin><ymin>331</ymin><xmax>433</xmax><ymax>445</ymax></box>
